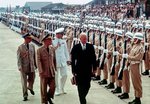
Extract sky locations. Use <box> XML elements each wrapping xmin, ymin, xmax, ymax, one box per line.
<box><xmin>0</xmin><ymin>0</ymin><xmax>92</xmax><ymax>7</ymax></box>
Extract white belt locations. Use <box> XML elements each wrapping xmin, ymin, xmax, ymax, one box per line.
<box><xmin>130</xmin><ymin>61</ymin><xmax>141</xmax><ymax>64</ymax></box>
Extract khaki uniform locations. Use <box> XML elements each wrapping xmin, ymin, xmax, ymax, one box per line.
<box><xmin>17</xmin><ymin>43</ymin><xmax>36</xmax><ymax>98</ymax></box>
<box><xmin>107</xmin><ymin>37</ymin><xmax>113</xmax><ymax>81</ymax></box>
<box><xmin>122</xmin><ymin>41</ymin><xmax>132</xmax><ymax>93</ymax></box>
<box><xmin>128</xmin><ymin>43</ymin><xmax>144</xmax><ymax>98</ymax></box>
<box><xmin>144</xmin><ymin>32</ymin><xmax>150</xmax><ymax>71</ymax></box>
<box><xmin>114</xmin><ymin>39</ymin><xmax>123</xmax><ymax>87</ymax></box>
<box><xmin>66</xmin><ymin>28</ymin><xmax>73</xmax><ymax>51</ymax></box>
<box><xmin>37</xmin><ymin>46</ymin><xmax>56</xmax><ymax>104</ymax></box>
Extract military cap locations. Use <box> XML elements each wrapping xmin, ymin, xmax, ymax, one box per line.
<box><xmin>55</xmin><ymin>28</ymin><xmax>64</xmax><ymax>34</ymax></box>
<box><xmin>41</xmin><ymin>34</ymin><xmax>52</xmax><ymax>41</ymax></box>
<box><xmin>22</xmin><ymin>33</ymin><xmax>33</xmax><ymax>38</ymax></box>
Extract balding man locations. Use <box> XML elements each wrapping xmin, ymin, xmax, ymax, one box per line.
<box><xmin>71</xmin><ymin>33</ymin><xmax>97</xmax><ymax>104</ymax></box>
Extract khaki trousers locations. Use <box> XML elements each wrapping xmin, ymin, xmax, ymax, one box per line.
<box><xmin>40</xmin><ymin>77</ymin><xmax>55</xmax><ymax>104</ymax></box>
<box><xmin>20</xmin><ymin>72</ymin><xmax>35</xmax><ymax>98</ymax></box>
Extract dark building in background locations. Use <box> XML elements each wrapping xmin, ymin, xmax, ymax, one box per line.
<box><xmin>23</xmin><ymin>2</ymin><xmax>52</xmax><ymax>12</ymax></box>
<box><xmin>41</xmin><ymin>3</ymin><xmax>67</xmax><ymax>13</ymax></box>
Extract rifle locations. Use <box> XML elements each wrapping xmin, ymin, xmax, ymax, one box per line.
<box><xmin>99</xmin><ymin>26</ymin><xmax>107</xmax><ymax>70</ymax></box>
<box><xmin>118</xmin><ymin>22</ymin><xmax>127</xmax><ymax>80</ymax></box>
<box><xmin>143</xmin><ymin>24</ymin><xmax>147</xmax><ymax>60</ymax></box>
<box><xmin>118</xmin><ymin>38</ymin><xmax>127</xmax><ymax>80</ymax></box>
<box><xmin>98</xmin><ymin>31</ymin><xmax>102</xmax><ymax>59</ymax></box>
<box><xmin>92</xmin><ymin>31</ymin><xmax>95</xmax><ymax>45</ymax></box>
<box><xmin>110</xmin><ymin>26</ymin><xmax>117</xmax><ymax>75</ymax></box>
<box><xmin>87</xmin><ymin>29</ymin><xmax>90</xmax><ymax>42</ymax></box>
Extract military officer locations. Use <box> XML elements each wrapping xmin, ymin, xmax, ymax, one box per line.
<box><xmin>37</xmin><ymin>34</ymin><xmax>56</xmax><ymax>104</ymax></box>
<box><xmin>17</xmin><ymin>33</ymin><xmax>36</xmax><ymax>101</ymax></box>
<box><xmin>52</xmin><ymin>28</ymin><xmax>70</xmax><ymax>95</ymax></box>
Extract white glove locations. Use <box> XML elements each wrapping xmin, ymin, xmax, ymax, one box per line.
<box><xmin>122</xmin><ymin>54</ymin><xmax>128</xmax><ymax>59</ymax></box>
<box><xmin>63</xmin><ymin>35</ymin><xmax>67</xmax><ymax>39</ymax></box>
<box><xmin>103</xmin><ymin>49</ymin><xmax>108</xmax><ymax>53</ymax></box>
<box><xmin>113</xmin><ymin>51</ymin><xmax>119</xmax><ymax>56</ymax></box>
<box><xmin>104</xmin><ymin>58</ymin><xmax>107</xmax><ymax>64</ymax></box>
<box><xmin>98</xmin><ymin>46</ymin><xmax>104</xmax><ymax>50</ymax></box>
<box><xmin>145</xmin><ymin>43</ymin><xmax>149</xmax><ymax>46</ymax></box>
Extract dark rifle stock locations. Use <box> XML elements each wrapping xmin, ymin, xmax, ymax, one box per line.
<box><xmin>110</xmin><ymin>36</ymin><xmax>117</xmax><ymax>75</ymax></box>
<box><xmin>99</xmin><ymin>31</ymin><xmax>107</xmax><ymax>70</ymax></box>
<box><xmin>118</xmin><ymin>39</ymin><xmax>127</xmax><ymax>80</ymax></box>
<box><xmin>143</xmin><ymin>28</ymin><xmax>147</xmax><ymax>60</ymax></box>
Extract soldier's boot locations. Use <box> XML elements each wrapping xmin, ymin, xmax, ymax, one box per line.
<box><xmin>98</xmin><ymin>79</ymin><xmax>107</xmax><ymax>85</ymax></box>
<box><xmin>128</xmin><ymin>98</ymin><xmax>141</xmax><ymax>104</ymax></box>
<box><xmin>111</xmin><ymin>87</ymin><xmax>122</xmax><ymax>94</ymax></box>
<box><xmin>92</xmin><ymin>75</ymin><xmax>101</xmax><ymax>81</ymax></box>
<box><xmin>105</xmin><ymin>83</ymin><xmax>114</xmax><ymax>89</ymax></box>
<box><xmin>142</xmin><ymin>70</ymin><xmax>149</xmax><ymax>75</ymax></box>
<box><xmin>118</xmin><ymin>93</ymin><xmax>129</xmax><ymax>99</ymax></box>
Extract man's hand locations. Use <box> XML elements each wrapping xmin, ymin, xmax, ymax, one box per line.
<box><xmin>67</xmin><ymin>61</ymin><xmax>71</xmax><ymax>65</ymax></box>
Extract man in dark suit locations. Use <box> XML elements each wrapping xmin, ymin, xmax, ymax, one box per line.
<box><xmin>71</xmin><ymin>33</ymin><xmax>97</xmax><ymax>104</ymax></box>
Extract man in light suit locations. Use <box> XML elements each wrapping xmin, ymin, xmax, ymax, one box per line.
<box><xmin>17</xmin><ymin>33</ymin><xmax>36</xmax><ymax>101</ymax></box>
<box><xmin>52</xmin><ymin>28</ymin><xmax>70</xmax><ymax>95</ymax></box>
<box><xmin>37</xmin><ymin>34</ymin><xmax>56</xmax><ymax>104</ymax></box>
<box><xmin>71</xmin><ymin>33</ymin><xmax>97</xmax><ymax>104</ymax></box>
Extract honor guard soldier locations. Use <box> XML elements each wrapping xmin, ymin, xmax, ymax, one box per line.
<box><xmin>121</xmin><ymin>32</ymin><xmax>144</xmax><ymax>104</ymax></box>
<box><xmin>118</xmin><ymin>32</ymin><xmax>133</xmax><ymax>99</ymax></box>
<box><xmin>142</xmin><ymin>24</ymin><xmax>150</xmax><ymax>76</ymax></box>
<box><xmin>17</xmin><ymin>33</ymin><xmax>36</xmax><ymax>101</ymax></box>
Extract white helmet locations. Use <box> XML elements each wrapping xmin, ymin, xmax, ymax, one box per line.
<box><xmin>138</xmin><ymin>24</ymin><xmax>143</xmax><ymax>29</ymax></box>
<box><xmin>145</xmin><ymin>24</ymin><xmax>150</xmax><ymax>29</ymax></box>
<box><xmin>115</xmin><ymin>30</ymin><xmax>122</xmax><ymax>36</ymax></box>
<box><xmin>132</xmin><ymin>24</ymin><xmax>138</xmax><ymax>28</ymax></box>
<box><xmin>125</xmin><ymin>31</ymin><xmax>133</xmax><ymax>39</ymax></box>
<box><xmin>134</xmin><ymin>32</ymin><xmax>143</xmax><ymax>40</ymax></box>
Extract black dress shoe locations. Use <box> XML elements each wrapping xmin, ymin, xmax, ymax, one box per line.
<box><xmin>118</xmin><ymin>93</ymin><xmax>129</xmax><ymax>99</ymax></box>
<box><xmin>105</xmin><ymin>83</ymin><xmax>114</xmax><ymax>89</ymax></box>
<box><xmin>98</xmin><ymin>79</ymin><xmax>107</xmax><ymax>85</ymax></box>
<box><xmin>48</xmin><ymin>98</ymin><xmax>54</xmax><ymax>104</ymax></box>
<box><xmin>142</xmin><ymin>70</ymin><xmax>149</xmax><ymax>75</ymax></box>
<box><xmin>128</xmin><ymin>99</ymin><xmax>141</xmax><ymax>104</ymax></box>
<box><xmin>28</xmin><ymin>88</ymin><xmax>35</xmax><ymax>95</ymax></box>
<box><xmin>92</xmin><ymin>76</ymin><xmax>100</xmax><ymax>81</ymax></box>
<box><xmin>111</xmin><ymin>87</ymin><xmax>122</xmax><ymax>94</ymax></box>
<box><xmin>23</xmin><ymin>97</ymin><xmax>28</xmax><ymax>101</ymax></box>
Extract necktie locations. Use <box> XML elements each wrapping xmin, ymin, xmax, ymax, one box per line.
<box><xmin>47</xmin><ymin>47</ymin><xmax>49</xmax><ymax>53</ymax></box>
<box><xmin>27</xmin><ymin>44</ymin><xmax>29</xmax><ymax>50</ymax></box>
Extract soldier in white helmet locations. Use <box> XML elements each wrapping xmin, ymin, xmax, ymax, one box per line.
<box><xmin>121</xmin><ymin>32</ymin><xmax>144</xmax><ymax>104</ymax></box>
<box><xmin>142</xmin><ymin>24</ymin><xmax>150</xmax><ymax>76</ymax></box>
<box><xmin>118</xmin><ymin>32</ymin><xmax>133</xmax><ymax>99</ymax></box>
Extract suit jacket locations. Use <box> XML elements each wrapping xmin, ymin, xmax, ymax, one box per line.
<box><xmin>71</xmin><ymin>43</ymin><xmax>96</xmax><ymax>84</ymax></box>
<box><xmin>17</xmin><ymin>43</ymin><xmax>36</xmax><ymax>73</ymax></box>
<box><xmin>37</xmin><ymin>45</ymin><xmax>56</xmax><ymax>77</ymax></box>
<box><xmin>52</xmin><ymin>38</ymin><xmax>70</xmax><ymax>67</ymax></box>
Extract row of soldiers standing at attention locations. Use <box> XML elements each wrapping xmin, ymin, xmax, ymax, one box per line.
<box><xmin>16</xmin><ymin>13</ymin><xmax>150</xmax><ymax>104</ymax></box>
<box><xmin>64</xmin><ymin>19</ymin><xmax>150</xmax><ymax>104</ymax></box>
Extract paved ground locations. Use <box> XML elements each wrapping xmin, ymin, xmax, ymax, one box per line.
<box><xmin>0</xmin><ymin>22</ymin><xmax>150</xmax><ymax>104</ymax></box>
